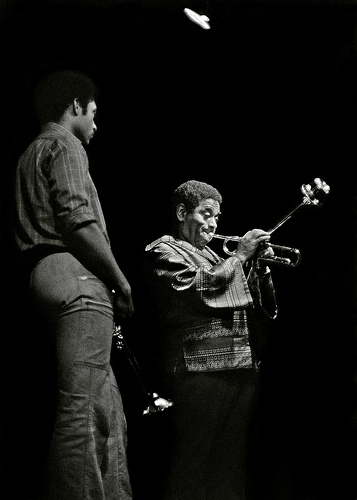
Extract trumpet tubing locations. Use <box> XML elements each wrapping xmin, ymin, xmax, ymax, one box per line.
<box><xmin>261</xmin><ymin>244</ymin><xmax>301</xmax><ymax>267</ymax></box>
<box><xmin>212</xmin><ymin>235</ymin><xmax>301</xmax><ymax>267</ymax></box>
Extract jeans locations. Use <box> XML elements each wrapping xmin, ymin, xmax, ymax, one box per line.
<box><xmin>30</xmin><ymin>252</ymin><xmax>132</xmax><ymax>500</ymax></box>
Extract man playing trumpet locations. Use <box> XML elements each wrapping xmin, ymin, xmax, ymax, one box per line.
<box><xmin>144</xmin><ymin>179</ymin><xmax>278</xmax><ymax>500</ymax></box>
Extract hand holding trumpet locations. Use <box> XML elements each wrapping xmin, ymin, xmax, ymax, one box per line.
<box><xmin>234</xmin><ymin>229</ymin><xmax>272</xmax><ymax>265</ymax></box>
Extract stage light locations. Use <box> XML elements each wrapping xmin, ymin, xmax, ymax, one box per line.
<box><xmin>183</xmin><ymin>7</ymin><xmax>210</xmax><ymax>30</ymax></box>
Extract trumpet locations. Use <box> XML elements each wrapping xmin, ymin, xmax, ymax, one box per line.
<box><xmin>113</xmin><ymin>325</ymin><xmax>173</xmax><ymax>416</ymax></box>
<box><xmin>213</xmin><ymin>234</ymin><xmax>302</xmax><ymax>267</ymax></box>
<box><xmin>213</xmin><ymin>178</ymin><xmax>330</xmax><ymax>267</ymax></box>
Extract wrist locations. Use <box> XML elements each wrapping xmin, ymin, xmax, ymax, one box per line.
<box><xmin>233</xmin><ymin>252</ymin><xmax>247</xmax><ymax>265</ymax></box>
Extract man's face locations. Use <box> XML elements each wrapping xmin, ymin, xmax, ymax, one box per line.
<box><xmin>178</xmin><ymin>198</ymin><xmax>221</xmax><ymax>250</ymax></box>
<box><xmin>74</xmin><ymin>100</ymin><xmax>97</xmax><ymax>145</ymax></box>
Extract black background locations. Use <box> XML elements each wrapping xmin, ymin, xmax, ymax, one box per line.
<box><xmin>1</xmin><ymin>1</ymin><xmax>357</xmax><ymax>499</ymax></box>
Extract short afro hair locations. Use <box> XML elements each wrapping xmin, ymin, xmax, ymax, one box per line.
<box><xmin>34</xmin><ymin>70</ymin><xmax>97</xmax><ymax>125</ymax></box>
<box><xmin>171</xmin><ymin>180</ymin><xmax>222</xmax><ymax>216</ymax></box>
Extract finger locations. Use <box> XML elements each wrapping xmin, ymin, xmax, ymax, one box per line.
<box><xmin>253</xmin><ymin>228</ymin><xmax>269</xmax><ymax>235</ymax></box>
<box><xmin>261</xmin><ymin>247</ymin><xmax>274</xmax><ymax>257</ymax></box>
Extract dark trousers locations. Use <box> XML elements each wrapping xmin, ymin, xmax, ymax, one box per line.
<box><xmin>164</xmin><ymin>366</ymin><xmax>258</xmax><ymax>500</ymax></box>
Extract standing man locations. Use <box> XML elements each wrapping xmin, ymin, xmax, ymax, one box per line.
<box><xmin>14</xmin><ymin>70</ymin><xmax>134</xmax><ymax>500</ymax></box>
<box><xmin>144</xmin><ymin>180</ymin><xmax>278</xmax><ymax>500</ymax></box>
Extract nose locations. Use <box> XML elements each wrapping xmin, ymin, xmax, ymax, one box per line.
<box><xmin>208</xmin><ymin>216</ymin><xmax>218</xmax><ymax>230</ymax></box>
<box><xmin>93</xmin><ymin>122</ymin><xmax>97</xmax><ymax>133</ymax></box>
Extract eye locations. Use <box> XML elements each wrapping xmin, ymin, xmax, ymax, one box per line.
<box><xmin>203</xmin><ymin>210</ymin><xmax>219</xmax><ymax>222</ymax></box>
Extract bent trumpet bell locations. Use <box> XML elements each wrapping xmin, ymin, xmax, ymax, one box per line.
<box><xmin>269</xmin><ymin>177</ymin><xmax>330</xmax><ymax>234</ymax></box>
<box><xmin>212</xmin><ymin>177</ymin><xmax>330</xmax><ymax>268</ymax></box>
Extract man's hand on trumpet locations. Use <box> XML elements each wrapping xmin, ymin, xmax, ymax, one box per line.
<box><xmin>234</xmin><ymin>229</ymin><xmax>272</xmax><ymax>265</ymax></box>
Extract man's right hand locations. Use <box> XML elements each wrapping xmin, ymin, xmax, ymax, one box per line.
<box><xmin>235</xmin><ymin>229</ymin><xmax>271</xmax><ymax>264</ymax></box>
<box><xmin>113</xmin><ymin>286</ymin><xmax>134</xmax><ymax>323</ymax></box>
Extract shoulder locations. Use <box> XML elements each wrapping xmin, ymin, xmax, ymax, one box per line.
<box><xmin>37</xmin><ymin>123</ymin><xmax>83</xmax><ymax>153</ymax></box>
<box><xmin>145</xmin><ymin>235</ymin><xmax>175</xmax><ymax>252</ymax></box>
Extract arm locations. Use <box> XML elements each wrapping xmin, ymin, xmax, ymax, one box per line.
<box><xmin>248</xmin><ymin>264</ymin><xmax>278</xmax><ymax>319</ymax></box>
<box><xmin>65</xmin><ymin>222</ymin><xmax>134</xmax><ymax>322</ymax></box>
<box><xmin>238</xmin><ymin>230</ymin><xmax>277</xmax><ymax>319</ymax></box>
<box><xmin>146</xmin><ymin>242</ymin><xmax>253</xmax><ymax>313</ymax></box>
<box><xmin>47</xmin><ymin>139</ymin><xmax>134</xmax><ymax>321</ymax></box>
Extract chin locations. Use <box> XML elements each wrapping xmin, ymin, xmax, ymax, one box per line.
<box><xmin>197</xmin><ymin>240</ymin><xmax>207</xmax><ymax>249</ymax></box>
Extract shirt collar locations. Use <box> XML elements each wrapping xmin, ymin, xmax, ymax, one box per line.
<box><xmin>42</xmin><ymin>122</ymin><xmax>82</xmax><ymax>146</ymax></box>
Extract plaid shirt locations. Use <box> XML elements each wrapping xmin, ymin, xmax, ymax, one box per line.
<box><xmin>14</xmin><ymin>122</ymin><xmax>109</xmax><ymax>255</ymax></box>
<box><xmin>145</xmin><ymin>235</ymin><xmax>277</xmax><ymax>372</ymax></box>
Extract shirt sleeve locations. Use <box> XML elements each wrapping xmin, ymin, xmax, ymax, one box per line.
<box><xmin>45</xmin><ymin>138</ymin><xmax>97</xmax><ymax>234</ymax></box>
<box><xmin>146</xmin><ymin>243</ymin><xmax>253</xmax><ymax>314</ymax></box>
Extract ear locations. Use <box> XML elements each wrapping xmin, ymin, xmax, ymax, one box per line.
<box><xmin>176</xmin><ymin>203</ymin><xmax>187</xmax><ymax>222</ymax></box>
<box><xmin>72</xmin><ymin>98</ymin><xmax>81</xmax><ymax>116</ymax></box>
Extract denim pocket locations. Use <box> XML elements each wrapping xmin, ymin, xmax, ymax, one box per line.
<box><xmin>76</xmin><ymin>275</ymin><xmax>114</xmax><ymax>317</ymax></box>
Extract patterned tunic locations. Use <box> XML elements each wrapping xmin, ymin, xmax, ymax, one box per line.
<box><xmin>145</xmin><ymin>235</ymin><xmax>277</xmax><ymax>372</ymax></box>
